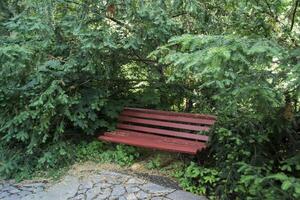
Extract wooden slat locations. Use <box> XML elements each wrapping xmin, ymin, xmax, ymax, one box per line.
<box><xmin>124</xmin><ymin>107</ymin><xmax>217</xmax><ymax>120</ymax></box>
<box><xmin>104</xmin><ymin>131</ymin><xmax>205</xmax><ymax>147</ymax></box>
<box><xmin>99</xmin><ymin>135</ymin><xmax>199</xmax><ymax>154</ymax></box>
<box><xmin>121</xmin><ymin>110</ymin><xmax>215</xmax><ymax>125</ymax></box>
<box><xmin>98</xmin><ymin>131</ymin><xmax>206</xmax><ymax>154</ymax></box>
<box><xmin>117</xmin><ymin>123</ymin><xmax>209</xmax><ymax>141</ymax></box>
<box><xmin>119</xmin><ymin>116</ymin><xmax>210</xmax><ymax>131</ymax></box>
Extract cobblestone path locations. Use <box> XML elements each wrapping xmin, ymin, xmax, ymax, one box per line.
<box><xmin>0</xmin><ymin>171</ymin><xmax>206</xmax><ymax>200</ymax></box>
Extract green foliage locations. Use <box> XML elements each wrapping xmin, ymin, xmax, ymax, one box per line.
<box><xmin>0</xmin><ymin>140</ymin><xmax>77</xmax><ymax>180</ymax></box>
<box><xmin>99</xmin><ymin>144</ymin><xmax>140</xmax><ymax>166</ymax></box>
<box><xmin>0</xmin><ymin>140</ymin><xmax>141</xmax><ymax>180</ymax></box>
<box><xmin>237</xmin><ymin>162</ymin><xmax>300</xmax><ymax>200</ymax></box>
<box><xmin>37</xmin><ymin>141</ymin><xmax>141</xmax><ymax>177</ymax></box>
<box><xmin>175</xmin><ymin>162</ymin><xmax>220</xmax><ymax>197</ymax></box>
<box><xmin>76</xmin><ymin>141</ymin><xmax>140</xmax><ymax>166</ymax></box>
<box><xmin>76</xmin><ymin>141</ymin><xmax>106</xmax><ymax>162</ymax></box>
<box><xmin>146</xmin><ymin>155</ymin><xmax>162</xmax><ymax>169</ymax></box>
<box><xmin>146</xmin><ymin>153</ymin><xmax>178</xmax><ymax>170</ymax></box>
<box><xmin>0</xmin><ymin>0</ymin><xmax>299</xmax><ymax>199</ymax></box>
<box><xmin>153</xmin><ymin>32</ymin><xmax>299</xmax><ymax>199</ymax></box>
<box><xmin>152</xmin><ymin>34</ymin><xmax>286</xmax><ymax>118</ymax></box>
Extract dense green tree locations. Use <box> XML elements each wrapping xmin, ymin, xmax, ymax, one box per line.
<box><xmin>0</xmin><ymin>0</ymin><xmax>299</xmax><ymax>199</ymax></box>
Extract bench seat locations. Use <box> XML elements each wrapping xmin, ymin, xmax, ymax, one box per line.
<box><xmin>98</xmin><ymin>107</ymin><xmax>217</xmax><ymax>155</ymax></box>
<box><xmin>99</xmin><ymin>130</ymin><xmax>207</xmax><ymax>154</ymax></box>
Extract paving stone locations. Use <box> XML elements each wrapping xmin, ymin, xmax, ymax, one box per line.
<box><xmin>125</xmin><ymin>193</ymin><xmax>138</xmax><ymax>200</ymax></box>
<box><xmin>28</xmin><ymin>176</ymin><xmax>80</xmax><ymax>200</ymax></box>
<box><xmin>1</xmin><ymin>186</ymin><xmax>15</xmax><ymax>192</ymax></box>
<box><xmin>4</xmin><ymin>194</ymin><xmax>20</xmax><ymax>200</ymax></box>
<box><xmin>86</xmin><ymin>187</ymin><xmax>111</xmax><ymax>200</ymax></box>
<box><xmin>21</xmin><ymin>187</ymin><xmax>35</xmax><ymax>192</ymax></box>
<box><xmin>77</xmin><ymin>188</ymin><xmax>88</xmax><ymax>194</ymax></box>
<box><xmin>86</xmin><ymin>186</ymin><xmax>102</xmax><ymax>200</ymax></box>
<box><xmin>70</xmin><ymin>193</ymin><xmax>85</xmax><ymax>200</ymax></box>
<box><xmin>151</xmin><ymin>197</ymin><xmax>170</xmax><ymax>200</ymax></box>
<box><xmin>95</xmin><ymin>188</ymin><xmax>112</xmax><ymax>200</ymax></box>
<box><xmin>167</xmin><ymin>190</ymin><xmax>207</xmax><ymax>200</ymax></box>
<box><xmin>0</xmin><ymin>191</ymin><xmax>9</xmax><ymax>199</ymax></box>
<box><xmin>0</xmin><ymin>170</ymin><xmax>206</xmax><ymax>200</ymax></box>
<box><xmin>140</xmin><ymin>183</ymin><xmax>175</xmax><ymax>195</ymax></box>
<box><xmin>126</xmin><ymin>178</ymin><xmax>145</xmax><ymax>185</ymax></box>
<box><xmin>94</xmin><ymin>182</ymin><xmax>111</xmax><ymax>189</ymax></box>
<box><xmin>78</xmin><ymin>181</ymin><xmax>93</xmax><ymax>190</ymax></box>
<box><xmin>9</xmin><ymin>188</ymin><xmax>20</xmax><ymax>194</ymax></box>
<box><xmin>33</xmin><ymin>186</ymin><xmax>45</xmax><ymax>193</ymax></box>
<box><xmin>0</xmin><ymin>183</ymin><xmax>7</xmax><ymax>189</ymax></box>
<box><xmin>125</xmin><ymin>185</ymin><xmax>140</xmax><ymax>193</ymax></box>
<box><xmin>107</xmin><ymin>176</ymin><xmax>129</xmax><ymax>185</ymax></box>
<box><xmin>109</xmin><ymin>196</ymin><xmax>119</xmax><ymax>200</ymax></box>
<box><xmin>18</xmin><ymin>190</ymin><xmax>32</xmax><ymax>198</ymax></box>
<box><xmin>90</xmin><ymin>174</ymin><xmax>108</xmax><ymax>184</ymax></box>
<box><xmin>135</xmin><ymin>190</ymin><xmax>150</xmax><ymax>199</ymax></box>
<box><xmin>111</xmin><ymin>185</ymin><xmax>126</xmax><ymax>196</ymax></box>
<box><xmin>118</xmin><ymin>196</ymin><xmax>127</xmax><ymax>200</ymax></box>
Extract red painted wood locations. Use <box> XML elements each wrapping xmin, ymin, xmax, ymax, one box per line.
<box><xmin>98</xmin><ymin>131</ymin><xmax>206</xmax><ymax>154</ymax></box>
<box><xmin>121</xmin><ymin>110</ymin><xmax>215</xmax><ymax>125</ymax></box>
<box><xmin>104</xmin><ymin>130</ymin><xmax>206</xmax><ymax>147</ymax></box>
<box><xmin>98</xmin><ymin>107</ymin><xmax>215</xmax><ymax>154</ymax></box>
<box><xmin>124</xmin><ymin>107</ymin><xmax>217</xmax><ymax>120</ymax></box>
<box><xmin>119</xmin><ymin>116</ymin><xmax>210</xmax><ymax>131</ymax></box>
<box><xmin>99</xmin><ymin>135</ymin><xmax>199</xmax><ymax>154</ymax></box>
<box><xmin>117</xmin><ymin>123</ymin><xmax>209</xmax><ymax>141</ymax></box>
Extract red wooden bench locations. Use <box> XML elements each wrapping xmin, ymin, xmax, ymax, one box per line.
<box><xmin>98</xmin><ymin>107</ymin><xmax>217</xmax><ymax>155</ymax></box>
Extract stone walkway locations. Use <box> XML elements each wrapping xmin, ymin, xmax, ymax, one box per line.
<box><xmin>0</xmin><ymin>171</ymin><xmax>206</xmax><ymax>200</ymax></box>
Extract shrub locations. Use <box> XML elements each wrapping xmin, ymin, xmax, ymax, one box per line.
<box><xmin>175</xmin><ymin>162</ymin><xmax>220</xmax><ymax>197</ymax></box>
<box><xmin>100</xmin><ymin>145</ymin><xmax>140</xmax><ymax>166</ymax></box>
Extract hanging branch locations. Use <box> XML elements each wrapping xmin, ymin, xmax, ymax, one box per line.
<box><xmin>290</xmin><ymin>0</ymin><xmax>299</xmax><ymax>32</ymax></box>
<box><xmin>171</xmin><ymin>12</ymin><xmax>187</xmax><ymax>18</ymax></box>
<box><xmin>105</xmin><ymin>16</ymin><xmax>131</xmax><ymax>30</ymax></box>
<box><xmin>264</xmin><ymin>0</ymin><xmax>279</xmax><ymax>22</ymax></box>
<box><xmin>64</xmin><ymin>0</ymin><xmax>131</xmax><ymax>31</ymax></box>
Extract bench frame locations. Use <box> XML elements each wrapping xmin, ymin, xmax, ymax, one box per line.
<box><xmin>98</xmin><ymin>107</ymin><xmax>217</xmax><ymax>155</ymax></box>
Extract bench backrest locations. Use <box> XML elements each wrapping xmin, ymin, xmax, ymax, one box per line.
<box><xmin>117</xmin><ymin>107</ymin><xmax>217</xmax><ymax>142</ymax></box>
